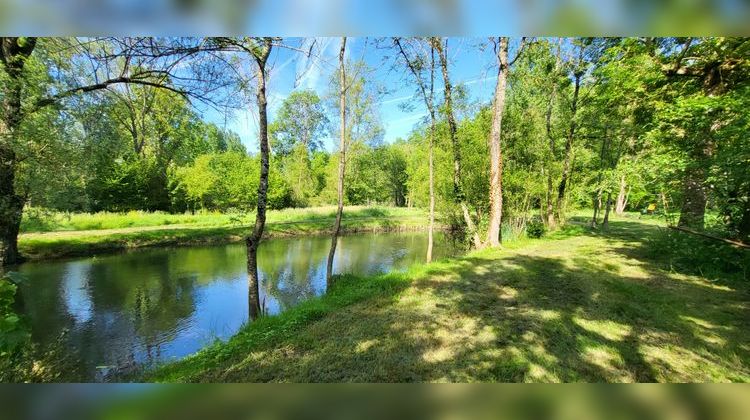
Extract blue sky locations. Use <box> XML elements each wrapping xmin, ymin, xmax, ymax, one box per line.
<box><xmin>201</xmin><ymin>37</ymin><xmax>513</xmax><ymax>152</ymax></box>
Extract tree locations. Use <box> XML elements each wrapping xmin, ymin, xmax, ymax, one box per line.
<box><xmin>270</xmin><ymin>90</ymin><xmax>328</xmax><ymax>206</ymax></box>
<box><xmin>554</xmin><ymin>40</ymin><xmax>586</xmax><ymax>224</ymax></box>
<box><xmin>486</xmin><ymin>37</ymin><xmax>526</xmax><ymax>247</ymax></box>
<box><xmin>326</xmin><ymin>37</ymin><xmax>347</xmax><ymax>286</ymax></box>
<box><xmin>0</xmin><ymin>37</ymin><xmax>216</xmax><ymax>267</ymax></box>
<box><xmin>544</xmin><ymin>38</ymin><xmax>564</xmax><ymax>227</ymax></box>
<box><xmin>656</xmin><ymin>37</ymin><xmax>750</xmax><ymax>230</ymax></box>
<box><xmin>220</xmin><ymin>37</ymin><xmax>274</xmax><ymax>320</ymax></box>
<box><xmin>431</xmin><ymin>37</ymin><xmax>482</xmax><ymax>249</ymax></box>
<box><xmin>393</xmin><ymin>37</ymin><xmax>437</xmax><ymax>261</ymax></box>
<box><xmin>269</xmin><ymin>90</ymin><xmax>328</xmax><ymax>155</ymax></box>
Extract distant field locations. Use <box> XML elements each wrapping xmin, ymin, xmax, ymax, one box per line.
<box><xmin>20</xmin><ymin>206</ymin><xmax>426</xmax><ymax>233</ymax></box>
<box><xmin>18</xmin><ymin>206</ymin><xmax>431</xmax><ymax>261</ymax></box>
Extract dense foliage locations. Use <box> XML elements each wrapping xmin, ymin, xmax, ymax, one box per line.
<box><xmin>4</xmin><ymin>37</ymin><xmax>749</xmax><ymax>242</ymax></box>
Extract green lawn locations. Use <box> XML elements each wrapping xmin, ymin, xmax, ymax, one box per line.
<box><xmin>18</xmin><ymin>206</ymin><xmax>429</xmax><ymax>260</ymax></box>
<box><xmin>147</xmin><ymin>216</ymin><xmax>750</xmax><ymax>382</ymax></box>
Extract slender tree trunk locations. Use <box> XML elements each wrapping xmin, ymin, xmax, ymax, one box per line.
<box><xmin>326</xmin><ymin>37</ymin><xmax>347</xmax><ymax>285</ymax></box>
<box><xmin>486</xmin><ymin>37</ymin><xmax>509</xmax><ymax>247</ymax></box>
<box><xmin>544</xmin><ymin>38</ymin><xmax>561</xmax><ymax>229</ymax></box>
<box><xmin>545</xmin><ymin>174</ymin><xmax>555</xmax><ymax>227</ymax></box>
<box><xmin>432</xmin><ymin>38</ymin><xmax>482</xmax><ymax>249</ymax></box>
<box><xmin>556</xmin><ymin>71</ymin><xmax>582</xmax><ymax>224</ymax></box>
<box><xmin>591</xmin><ymin>129</ymin><xmax>609</xmax><ymax>228</ymax></box>
<box><xmin>539</xmin><ymin>194</ymin><xmax>545</xmax><ymax>220</ymax></box>
<box><xmin>427</xmin><ymin>122</ymin><xmax>435</xmax><ymax>261</ymax></box>
<box><xmin>602</xmin><ymin>191</ymin><xmax>613</xmax><ymax>228</ymax></box>
<box><xmin>426</xmin><ymin>83</ymin><xmax>436</xmax><ymax>263</ymax></box>
<box><xmin>615</xmin><ymin>174</ymin><xmax>627</xmax><ymax>214</ymax></box>
<box><xmin>426</xmin><ymin>44</ymin><xmax>436</xmax><ymax>263</ymax></box>
<box><xmin>245</xmin><ymin>39</ymin><xmax>272</xmax><ymax>320</ymax></box>
<box><xmin>591</xmin><ymin>189</ymin><xmax>601</xmax><ymax>228</ymax></box>
<box><xmin>394</xmin><ymin>38</ymin><xmax>464</xmax><ymax>258</ymax></box>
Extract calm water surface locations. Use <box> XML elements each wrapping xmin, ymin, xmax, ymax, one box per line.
<box><xmin>16</xmin><ymin>231</ymin><xmax>459</xmax><ymax>380</ymax></box>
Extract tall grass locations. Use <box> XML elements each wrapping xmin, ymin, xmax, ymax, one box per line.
<box><xmin>21</xmin><ymin>208</ymin><xmax>232</xmax><ymax>233</ymax></box>
<box><xmin>21</xmin><ymin>206</ymin><xmax>427</xmax><ymax>233</ymax></box>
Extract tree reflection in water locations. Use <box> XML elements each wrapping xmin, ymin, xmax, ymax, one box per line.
<box><xmin>17</xmin><ymin>231</ymin><xmax>458</xmax><ymax>380</ymax></box>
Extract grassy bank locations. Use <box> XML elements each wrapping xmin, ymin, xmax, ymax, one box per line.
<box><xmin>18</xmin><ymin>206</ymin><xmax>430</xmax><ymax>261</ymax></box>
<box><xmin>147</xmin><ymin>217</ymin><xmax>749</xmax><ymax>382</ymax></box>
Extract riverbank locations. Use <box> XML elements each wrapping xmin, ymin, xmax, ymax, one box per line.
<box><xmin>147</xmin><ymin>217</ymin><xmax>749</xmax><ymax>382</ymax></box>
<box><xmin>18</xmin><ymin>206</ymin><xmax>433</xmax><ymax>261</ymax></box>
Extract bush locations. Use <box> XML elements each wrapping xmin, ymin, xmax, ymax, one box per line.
<box><xmin>641</xmin><ymin>230</ymin><xmax>750</xmax><ymax>281</ymax></box>
<box><xmin>526</xmin><ymin>218</ymin><xmax>546</xmax><ymax>239</ymax></box>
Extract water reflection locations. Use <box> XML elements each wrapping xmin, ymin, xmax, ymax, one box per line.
<box><xmin>16</xmin><ymin>231</ymin><xmax>458</xmax><ymax>380</ymax></box>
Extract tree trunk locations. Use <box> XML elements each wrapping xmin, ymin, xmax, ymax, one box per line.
<box><xmin>738</xmin><ymin>198</ymin><xmax>750</xmax><ymax>242</ymax></box>
<box><xmin>326</xmin><ymin>37</ymin><xmax>347</xmax><ymax>285</ymax></box>
<box><xmin>677</xmin><ymin>162</ymin><xmax>708</xmax><ymax>229</ymax></box>
<box><xmin>678</xmin><ymin>122</ymin><xmax>720</xmax><ymax>230</ymax></box>
<box><xmin>426</xmin><ymin>125</ymin><xmax>435</xmax><ymax>262</ymax></box>
<box><xmin>544</xmin><ymin>38</ymin><xmax>561</xmax><ymax>229</ymax></box>
<box><xmin>432</xmin><ymin>38</ymin><xmax>482</xmax><ymax>249</ymax></box>
<box><xmin>545</xmin><ymin>173</ymin><xmax>555</xmax><ymax>228</ymax></box>
<box><xmin>0</xmin><ymin>145</ymin><xmax>23</xmax><ymax>268</ymax></box>
<box><xmin>615</xmin><ymin>175</ymin><xmax>627</xmax><ymax>214</ymax></box>
<box><xmin>486</xmin><ymin>37</ymin><xmax>509</xmax><ymax>247</ymax></box>
<box><xmin>0</xmin><ymin>37</ymin><xmax>37</xmax><ymax>268</ymax></box>
<box><xmin>246</xmin><ymin>39</ymin><xmax>272</xmax><ymax>321</ymax></box>
<box><xmin>425</xmin><ymin>45</ymin><xmax>436</xmax><ymax>263</ymax></box>
<box><xmin>426</xmin><ymin>107</ymin><xmax>435</xmax><ymax>262</ymax></box>
<box><xmin>602</xmin><ymin>191</ymin><xmax>613</xmax><ymax>229</ymax></box>
<box><xmin>591</xmin><ymin>188</ymin><xmax>601</xmax><ymax>228</ymax></box>
<box><xmin>678</xmin><ymin>138</ymin><xmax>714</xmax><ymax>229</ymax></box>
<box><xmin>555</xmin><ymin>71</ymin><xmax>582</xmax><ymax>224</ymax></box>
<box><xmin>591</xmin><ymin>127</ymin><xmax>611</xmax><ymax>228</ymax></box>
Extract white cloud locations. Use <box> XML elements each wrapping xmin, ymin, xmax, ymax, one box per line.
<box><xmin>379</xmin><ymin>93</ymin><xmax>417</xmax><ymax>105</ymax></box>
<box><xmin>295</xmin><ymin>37</ymin><xmax>337</xmax><ymax>92</ymax></box>
<box><xmin>387</xmin><ymin>112</ymin><xmax>427</xmax><ymax>126</ymax></box>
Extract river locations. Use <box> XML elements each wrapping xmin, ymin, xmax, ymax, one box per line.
<box><xmin>16</xmin><ymin>231</ymin><xmax>460</xmax><ymax>381</ymax></box>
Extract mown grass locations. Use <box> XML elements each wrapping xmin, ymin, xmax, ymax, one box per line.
<box><xmin>146</xmin><ymin>216</ymin><xmax>749</xmax><ymax>383</ymax></box>
<box><xmin>18</xmin><ymin>206</ymin><xmax>429</xmax><ymax>261</ymax></box>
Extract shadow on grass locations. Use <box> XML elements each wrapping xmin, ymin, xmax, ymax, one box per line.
<box><xmin>566</xmin><ymin>215</ymin><xmax>750</xmax><ymax>286</ymax></box>
<box><xmin>421</xmin><ymin>254</ymin><xmax>747</xmax><ymax>381</ymax></box>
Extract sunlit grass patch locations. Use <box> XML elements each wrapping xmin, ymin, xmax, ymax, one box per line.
<box><xmin>574</xmin><ymin>317</ymin><xmax>632</xmax><ymax>342</ymax></box>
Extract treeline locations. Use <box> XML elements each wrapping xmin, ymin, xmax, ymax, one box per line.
<box><xmin>19</xmin><ymin>86</ymin><xmax>411</xmax><ymax>213</ymax></box>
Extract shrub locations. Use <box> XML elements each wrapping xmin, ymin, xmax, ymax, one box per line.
<box><xmin>641</xmin><ymin>230</ymin><xmax>750</xmax><ymax>281</ymax></box>
<box><xmin>526</xmin><ymin>218</ymin><xmax>546</xmax><ymax>239</ymax></box>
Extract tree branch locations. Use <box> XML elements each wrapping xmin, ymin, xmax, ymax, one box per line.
<box><xmin>31</xmin><ymin>76</ymin><xmax>189</xmax><ymax>113</ymax></box>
